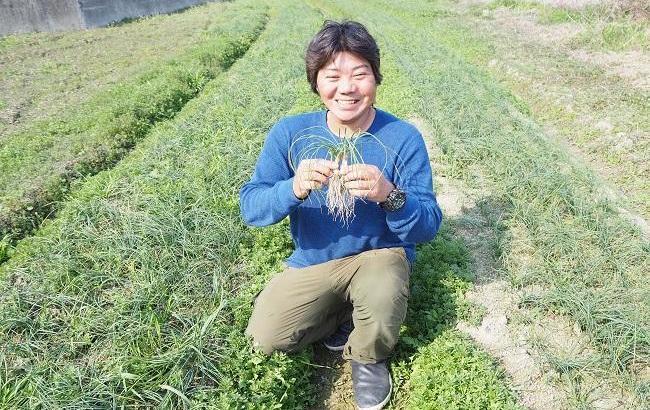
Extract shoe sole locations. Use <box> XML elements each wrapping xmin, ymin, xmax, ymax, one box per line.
<box><xmin>356</xmin><ymin>376</ymin><xmax>392</xmax><ymax>410</ymax></box>
<box><xmin>322</xmin><ymin>342</ymin><xmax>345</xmax><ymax>352</ymax></box>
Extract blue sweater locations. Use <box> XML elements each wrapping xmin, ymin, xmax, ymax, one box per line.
<box><xmin>240</xmin><ymin>108</ymin><xmax>443</xmax><ymax>268</ymax></box>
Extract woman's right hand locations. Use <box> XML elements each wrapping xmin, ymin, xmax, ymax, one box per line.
<box><xmin>293</xmin><ymin>159</ymin><xmax>338</xmax><ymax>199</ymax></box>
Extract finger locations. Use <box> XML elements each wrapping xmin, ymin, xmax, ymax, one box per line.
<box><xmin>312</xmin><ymin>163</ymin><xmax>336</xmax><ymax>178</ymax></box>
<box><xmin>343</xmin><ymin>164</ymin><xmax>370</xmax><ymax>181</ymax></box>
<box><xmin>316</xmin><ymin>158</ymin><xmax>339</xmax><ymax>170</ymax></box>
<box><xmin>344</xmin><ymin>180</ymin><xmax>371</xmax><ymax>190</ymax></box>
<box><xmin>348</xmin><ymin>189</ymin><xmax>369</xmax><ymax>198</ymax></box>
<box><xmin>301</xmin><ymin>179</ymin><xmax>322</xmax><ymax>191</ymax></box>
<box><xmin>304</xmin><ymin>169</ymin><xmax>328</xmax><ymax>184</ymax></box>
<box><xmin>304</xmin><ymin>159</ymin><xmax>337</xmax><ymax>172</ymax></box>
<box><xmin>342</xmin><ymin>164</ymin><xmax>360</xmax><ymax>181</ymax></box>
<box><xmin>304</xmin><ymin>162</ymin><xmax>335</xmax><ymax>178</ymax></box>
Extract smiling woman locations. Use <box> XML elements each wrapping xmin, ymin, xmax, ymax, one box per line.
<box><xmin>305</xmin><ymin>20</ymin><xmax>382</xmax><ymax>135</ymax></box>
<box><xmin>317</xmin><ymin>51</ymin><xmax>377</xmax><ymax>134</ymax></box>
<box><xmin>239</xmin><ymin>19</ymin><xmax>443</xmax><ymax>410</ymax></box>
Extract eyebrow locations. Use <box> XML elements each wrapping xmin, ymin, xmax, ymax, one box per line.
<box><xmin>323</xmin><ymin>64</ymin><xmax>370</xmax><ymax>71</ymax></box>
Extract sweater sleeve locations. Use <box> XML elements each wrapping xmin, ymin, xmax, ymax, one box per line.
<box><xmin>239</xmin><ymin>120</ymin><xmax>303</xmax><ymax>227</ymax></box>
<box><xmin>385</xmin><ymin>131</ymin><xmax>443</xmax><ymax>243</ymax></box>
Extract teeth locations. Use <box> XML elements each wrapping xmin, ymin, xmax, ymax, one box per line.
<box><xmin>338</xmin><ymin>100</ymin><xmax>358</xmax><ymax>105</ymax></box>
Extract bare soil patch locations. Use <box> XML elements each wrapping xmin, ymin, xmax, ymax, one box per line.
<box><xmin>570</xmin><ymin>49</ymin><xmax>650</xmax><ymax>90</ymax></box>
<box><xmin>534</xmin><ymin>0</ymin><xmax>607</xmax><ymax>8</ymax></box>
<box><xmin>488</xmin><ymin>7</ymin><xmax>585</xmax><ymax>46</ymax></box>
<box><xmin>310</xmin><ymin>345</ymin><xmax>354</xmax><ymax>409</ymax></box>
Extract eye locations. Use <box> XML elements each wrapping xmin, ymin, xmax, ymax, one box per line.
<box><xmin>326</xmin><ymin>75</ymin><xmax>339</xmax><ymax>79</ymax></box>
<box><xmin>354</xmin><ymin>72</ymin><xmax>368</xmax><ymax>78</ymax></box>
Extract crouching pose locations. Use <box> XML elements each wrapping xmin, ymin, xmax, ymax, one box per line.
<box><xmin>239</xmin><ymin>20</ymin><xmax>442</xmax><ymax>410</ymax></box>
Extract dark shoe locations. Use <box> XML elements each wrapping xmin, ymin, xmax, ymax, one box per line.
<box><xmin>351</xmin><ymin>360</ymin><xmax>392</xmax><ymax>410</ymax></box>
<box><xmin>322</xmin><ymin>320</ymin><xmax>354</xmax><ymax>351</ymax></box>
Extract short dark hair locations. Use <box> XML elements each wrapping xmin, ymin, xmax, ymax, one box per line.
<box><xmin>305</xmin><ymin>20</ymin><xmax>382</xmax><ymax>94</ymax></box>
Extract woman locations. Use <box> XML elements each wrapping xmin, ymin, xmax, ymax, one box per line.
<box><xmin>239</xmin><ymin>20</ymin><xmax>442</xmax><ymax>410</ymax></box>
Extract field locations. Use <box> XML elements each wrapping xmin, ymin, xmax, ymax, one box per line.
<box><xmin>0</xmin><ymin>0</ymin><xmax>647</xmax><ymax>408</ymax></box>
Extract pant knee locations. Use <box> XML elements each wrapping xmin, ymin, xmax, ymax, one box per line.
<box><xmin>246</xmin><ymin>320</ymin><xmax>297</xmax><ymax>355</ymax></box>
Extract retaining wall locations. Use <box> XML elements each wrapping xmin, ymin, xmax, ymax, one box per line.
<box><xmin>0</xmin><ymin>0</ymin><xmax>216</xmax><ymax>36</ymax></box>
<box><xmin>0</xmin><ymin>0</ymin><xmax>83</xmax><ymax>35</ymax></box>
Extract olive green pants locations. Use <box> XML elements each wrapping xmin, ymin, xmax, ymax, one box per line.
<box><xmin>245</xmin><ymin>247</ymin><xmax>410</xmax><ymax>364</ymax></box>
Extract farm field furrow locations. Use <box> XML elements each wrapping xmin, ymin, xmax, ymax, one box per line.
<box><xmin>1</xmin><ymin>0</ymin><xmax>647</xmax><ymax>408</ymax></box>
<box><xmin>0</xmin><ymin>0</ymin><xmax>268</xmax><ymax>263</ymax></box>
<box><xmin>0</xmin><ymin>1</ymin><xmax>322</xmax><ymax>407</ymax></box>
<box><xmin>359</xmin><ymin>0</ymin><xmax>649</xmax><ymax>405</ymax></box>
<box><xmin>456</xmin><ymin>0</ymin><xmax>650</xmax><ymax>231</ymax></box>
<box><xmin>0</xmin><ymin>1</ymin><xmax>229</xmax><ymax>139</ymax></box>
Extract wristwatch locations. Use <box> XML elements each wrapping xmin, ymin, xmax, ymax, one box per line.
<box><xmin>379</xmin><ymin>187</ymin><xmax>406</xmax><ymax>212</ymax></box>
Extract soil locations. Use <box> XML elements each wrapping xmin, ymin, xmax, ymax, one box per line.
<box><xmin>570</xmin><ymin>49</ymin><xmax>650</xmax><ymax>90</ymax></box>
<box><xmin>486</xmin><ymin>7</ymin><xmax>584</xmax><ymax>47</ymax></box>
<box><xmin>534</xmin><ymin>0</ymin><xmax>607</xmax><ymax>8</ymax></box>
<box><xmin>310</xmin><ymin>344</ymin><xmax>355</xmax><ymax>409</ymax></box>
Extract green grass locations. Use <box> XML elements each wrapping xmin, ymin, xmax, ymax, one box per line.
<box><xmin>405</xmin><ymin>330</ymin><xmax>520</xmax><ymax>409</ymax></box>
<box><xmin>0</xmin><ymin>1</ymin><xmax>323</xmax><ymax>406</ymax></box>
<box><xmin>573</xmin><ymin>19</ymin><xmax>649</xmax><ymax>50</ymax></box>
<box><xmin>0</xmin><ymin>1</ymin><xmax>231</xmax><ymax>138</ymax></box>
<box><xmin>339</xmin><ymin>0</ymin><xmax>648</xmax><ymax>404</ymax></box>
<box><xmin>2</xmin><ymin>0</ymin><xmax>647</xmax><ymax>407</ymax></box>
<box><xmin>0</xmin><ymin>0</ymin><xmax>268</xmax><ymax>262</ymax></box>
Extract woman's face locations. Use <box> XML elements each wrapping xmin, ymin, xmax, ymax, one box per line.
<box><xmin>316</xmin><ymin>51</ymin><xmax>377</xmax><ymax>133</ymax></box>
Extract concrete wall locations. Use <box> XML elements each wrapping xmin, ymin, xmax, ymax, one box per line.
<box><xmin>78</xmin><ymin>0</ymin><xmax>212</xmax><ymax>28</ymax></box>
<box><xmin>0</xmin><ymin>0</ymin><xmax>215</xmax><ymax>36</ymax></box>
<box><xmin>0</xmin><ymin>0</ymin><xmax>83</xmax><ymax>35</ymax></box>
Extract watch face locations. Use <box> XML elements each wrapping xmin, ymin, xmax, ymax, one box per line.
<box><xmin>382</xmin><ymin>188</ymin><xmax>406</xmax><ymax>211</ymax></box>
<box><xmin>392</xmin><ymin>189</ymin><xmax>406</xmax><ymax>209</ymax></box>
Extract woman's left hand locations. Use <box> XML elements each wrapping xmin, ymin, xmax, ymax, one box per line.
<box><xmin>341</xmin><ymin>163</ymin><xmax>394</xmax><ymax>202</ymax></box>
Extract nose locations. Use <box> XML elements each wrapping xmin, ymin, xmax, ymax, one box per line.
<box><xmin>339</xmin><ymin>76</ymin><xmax>357</xmax><ymax>93</ymax></box>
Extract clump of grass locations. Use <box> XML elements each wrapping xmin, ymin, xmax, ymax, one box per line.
<box><xmin>289</xmin><ymin>129</ymin><xmax>363</xmax><ymax>223</ymax></box>
<box><xmin>327</xmin><ymin>156</ymin><xmax>356</xmax><ymax>223</ymax></box>
<box><xmin>288</xmin><ymin>127</ymin><xmax>397</xmax><ymax>225</ymax></box>
<box><xmin>0</xmin><ymin>1</ymin><xmax>324</xmax><ymax>406</ymax></box>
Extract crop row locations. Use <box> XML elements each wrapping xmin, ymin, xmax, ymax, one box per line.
<box><xmin>0</xmin><ymin>0</ymin><xmax>268</xmax><ymax>263</ymax></box>
<box><xmin>363</xmin><ymin>0</ymin><xmax>648</xmax><ymax>401</ymax></box>
<box><xmin>0</xmin><ymin>0</ymin><xmax>323</xmax><ymax>407</ymax></box>
<box><xmin>0</xmin><ymin>0</ymin><xmax>531</xmax><ymax>407</ymax></box>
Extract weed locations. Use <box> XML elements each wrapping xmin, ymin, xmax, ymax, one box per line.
<box><xmin>0</xmin><ymin>1</ymin><xmax>322</xmax><ymax>406</ymax></box>
<box><xmin>288</xmin><ymin>127</ymin><xmax>399</xmax><ymax>224</ymax></box>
